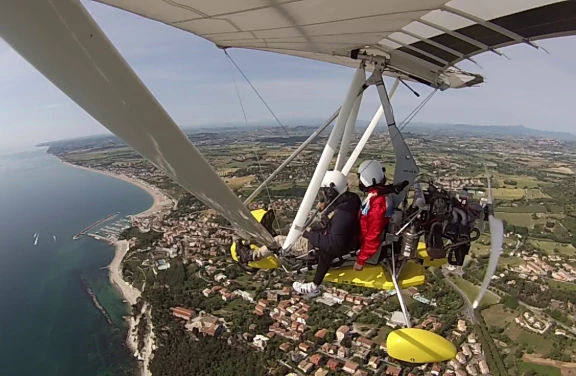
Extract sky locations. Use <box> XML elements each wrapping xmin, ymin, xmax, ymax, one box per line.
<box><xmin>1</xmin><ymin>2</ymin><xmax>576</xmax><ymax>150</ymax></box>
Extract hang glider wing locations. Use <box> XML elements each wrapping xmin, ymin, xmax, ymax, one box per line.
<box><xmin>0</xmin><ymin>0</ymin><xmax>275</xmax><ymax>246</ymax></box>
<box><xmin>95</xmin><ymin>0</ymin><xmax>576</xmax><ymax>89</ymax></box>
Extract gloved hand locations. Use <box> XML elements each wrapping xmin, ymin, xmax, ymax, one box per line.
<box><xmin>393</xmin><ymin>180</ymin><xmax>410</xmax><ymax>194</ymax></box>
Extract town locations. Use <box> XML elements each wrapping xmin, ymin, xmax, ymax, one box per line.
<box><xmin>44</xmin><ymin>124</ymin><xmax>576</xmax><ymax>376</ymax></box>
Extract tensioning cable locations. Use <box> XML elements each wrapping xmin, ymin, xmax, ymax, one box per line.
<box><xmin>224</xmin><ymin>50</ymin><xmax>290</xmax><ymax>136</ymax></box>
<box><xmin>225</xmin><ymin>54</ymin><xmax>281</xmax><ymax>233</ymax></box>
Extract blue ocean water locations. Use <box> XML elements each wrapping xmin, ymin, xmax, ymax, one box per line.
<box><xmin>0</xmin><ymin>147</ymin><xmax>153</xmax><ymax>376</ymax></box>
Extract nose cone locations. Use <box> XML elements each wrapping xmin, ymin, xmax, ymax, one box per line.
<box><xmin>387</xmin><ymin>328</ymin><xmax>457</xmax><ymax>364</ymax></box>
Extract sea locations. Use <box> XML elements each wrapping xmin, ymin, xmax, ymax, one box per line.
<box><xmin>0</xmin><ymin>147</ymin><xmax>153</xmax><ymax>376</ymax></box>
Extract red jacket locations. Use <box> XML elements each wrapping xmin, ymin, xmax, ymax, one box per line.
<box><xmin>357</xmin><ymin>187</ymin><xmax>390</xmax><ymax>266</ymax></box>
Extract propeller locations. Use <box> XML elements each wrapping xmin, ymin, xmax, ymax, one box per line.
<box><xmin>472</xmin><ymin>168</ymin><xmax>504</xmax><ymax>309</ymax></box>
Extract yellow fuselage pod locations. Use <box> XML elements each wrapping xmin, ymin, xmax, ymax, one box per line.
<box><xmin>387</xmin><ymin>328</ymin><xmax>457</xmax><ymax>364</ymax></box>
<box><xmin>323</xmin><ymin>260</ymin><xmax>425</xmax><ymax>290</ymax></box>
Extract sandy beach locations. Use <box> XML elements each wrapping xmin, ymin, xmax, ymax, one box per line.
<box><xmin>109</xmin><ymin>240</ymin><xmax>140</xmax><ymax>306</ymax></box>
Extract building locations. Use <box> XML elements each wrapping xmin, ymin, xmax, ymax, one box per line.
<box><xmin>171</xmin><ymin>307</ymin><xmax>193</xmax><ymax>321</ymax></box>
<box><xmin>315</xmin><ymin>328</ymin><xmax>328</xmax><ymax>339</ymax></box>
<box><xmin>338</xmin><ymin>346</ymin><xmax>350</xmax><ymax>358</ymax></box>
<box><xmin>368</xmin><ymin>356</ymin><xmax>380</xmax><ymax>369</ymax></box>
<box><xmin>354</xmin><ymin>370</ymin><xmax>369</xmax><ymax>376</ymax></box>
<box><xmin>299</xmin><ymin>342</ymin><xmax>313</xmax><ymax>354</ymax></box>
<box><xmin>314</xmin><ymin>369</ymin><xmax>329</xmax><ymax>376</ymax></box>
<box><xmin>252</xmin><ymin>335</ymin><xmax>269</xmax><ymax>351</ymax></box>
<box><xmin>298</xmin><ymin>360</ymin><xmax>314</xmax><ymax>375</ymax></box>
<box><xmin>310</xmin><ymin>354</ymin><xmax>323</xmax><ymax>367</ymax></box>
<box><xmin>156</xmin><ymin>258</ymin><xmax>170</xmax><ymax>270</ymax></box>
<box><xmin>478</xmin><ymin>360</ymin><xmax>490</xmax><ymax>374</ymax></box>
<box><xmin>385</xmin><ymin>366</ymin><xmax>401</xmax><ymax>376</ymax></box>
<box><xmin>466</xmin><ymin>363</ymin><xmax>478</xmax><ymax>375</ymax></box>
<box><xmin>389</xmin><ymin>311</ymin><xmax>407</xmax><ymax>327</ymax></box>
<box><xmin>327</xmin><ymin>358</ymin><xmax>340</xmax><ymax>371</ymax></box>
<box><xmin>431</xmin><ymin>364</ymin><xmax>441</xmax><ymax>375</ymax></box>
<box><xmin>337</xmin><ymin>325</ymin><xmax>351</xmax><ymax>342</ymax></box>
<box><xmin>279</xmin><ymin>343</ymin><xmax>291</xmax><ymax>352</ymax></box>
<box><xmin>356</xmin><ymin>336</ymin><xmax>373</xmax><ymax>349</ymax></box>
<box><xmin>343</xmin><ymin>361</ymin><xmax>359</xmax><ymax>374</ymax></box>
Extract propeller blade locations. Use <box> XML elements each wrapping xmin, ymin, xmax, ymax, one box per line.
<box><xmin>0</xmin><ymin>0</ymin><xmax>275</xmax><ymax>246</ymax></box>
<box><xmin>473</xmin><ymin>216</ymin><xmax>504</xmax><ymax>309</ymax></box>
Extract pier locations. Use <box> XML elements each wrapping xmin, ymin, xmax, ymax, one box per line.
<box><xmin>73</xmin><ymin>211</ymin><xmax>120</xmax><ymax>240</ymax></box>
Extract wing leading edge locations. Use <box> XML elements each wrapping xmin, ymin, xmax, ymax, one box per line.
<box><xmin>0</xmin><ymin>0</ymin><xmax>275</xmax><ymax>246</ymax></box>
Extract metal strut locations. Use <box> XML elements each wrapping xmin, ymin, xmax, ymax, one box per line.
<box><xmin>369</xmin><ymin>67</ymin><xmax>419</xmax><ymax>207</ymax></box>
<box><xmin>387</xmin><ymin>252</ymin><xmax>412</xmax><ymax>328</ymax></box>
<box><xmin>282</xmin><ymin>63</ymin><xmax>367</xmax><ymax>253</ymax></box>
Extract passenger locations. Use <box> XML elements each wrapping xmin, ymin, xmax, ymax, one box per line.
<box><xmin>251</xmin><ymin>170</ymin><xmax>361</xmax><ymax>297</ymax></box>
<box><xmin>354</xmin><ymin>160</ymin><xmax>409</xmax><ymax>271</ymax></box>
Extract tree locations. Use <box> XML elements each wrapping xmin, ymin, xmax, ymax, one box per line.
<box><xmin>341</xmin><ymin>337</ymin><xmax>352</xmax><ymax>348</ymax></box>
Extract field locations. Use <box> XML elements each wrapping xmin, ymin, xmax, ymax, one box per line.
<box><xmin>225</xmin><ymin>175</ymin><xmax>255</xmax><ymax>189</ymax></box>
<box><xmin>499</xmin><ymin>256</ymin><xmax>524</xmax><ymax>266</ymax></box>
<box><xmin>546</xmin><ymin>167</ymin><xmax>574</xmax><ymax>175</ymax></box>
<box><xmin>478</xmin><ymin>173</ymin><xmax>550</xmax><ymax>189</ymax></box>
<box><xmin>526</xmin><ymin>188</ymin><xmax>551</xmax><ymax>200</ymax></box>
<box><xmin>497</xmin><ymin>205</ymin><xmax>547</xmax><ymax>213</ymax></box>
<box><xmin>482</xmin><ymin>304</ymin><xmax>517</xmax><ymax>328</ymax></box>
<box><xmin>504</xmin><ymin>324</ymin><xmax>555</xmax><ymax>354</ymax></box>
<box><xmin>518</xmin><ymin>361</ymin><xmax>561</xmax><ymax>376</ymax></box>
<box><xmin>498</xmin><ymin>213</ymin><xmax>547</xmax><ymax>228</ymax></box>
<box><xmin>492</xmin><ymin>188</ymin><xmax>525</xmax><ymax>200</ymax></box>
<box><xmin>528</xmin><ymin>240</ymin><xmax>576</xmax><ymax>256</ymax></box>
<box><xmin>549</xmin><ymin>280</ymin><xmax>576</xmax><ymax>292</ymax></box>
<box><xmin>452</xmin><ymin>277</ymin><xmax>500</xmax><ymax>306</ymax></box>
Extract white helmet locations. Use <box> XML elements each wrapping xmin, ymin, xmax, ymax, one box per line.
<box><xmin>321</xmin><ymin>170</ymin><xmax>348</xmax><ymax>193</ymax></box>
<box><xmin>358</xmin><ymin>160</ymin><xmax>385</xmax><ymax>188</ymax></box>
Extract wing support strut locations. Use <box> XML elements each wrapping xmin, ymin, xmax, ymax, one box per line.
<box><xmin>244</xmin><ymin>107</ymin><xmax>341</xmax><ymax>205</ymax></box>
<box><xmin>341</xmin><ymin>78</ymin><xmax>400</xmax><ymax>175</ymax></box>
<box><xmin>367</xmin><ymin>65</ymin><xmax>419</xmax><ymax>206</ymax></box>
<box><xmin>282</xmin><ymin>64</ymin><xmax>367</xmax><ymax>251</ymax></box>
<box><xmin>335</xmin><ymin>93</ymin><xmax>363</xmax><ymax>171</ymax></box>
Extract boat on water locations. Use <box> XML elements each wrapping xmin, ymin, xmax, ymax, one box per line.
<box><xmin>53</xmin><ymin>235</ymin><xmax>57</xmax><ymax>242</ymax></box>
<box><xmin>33</xmin><ymin>234</ymin><xmax>39</xmax><ymax>246</ymax></box>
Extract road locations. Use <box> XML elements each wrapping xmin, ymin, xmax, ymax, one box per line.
<box><xmin>444</xmin><ymin>277</ymin><xmax>478</xmax><ymax>324</ymax></box>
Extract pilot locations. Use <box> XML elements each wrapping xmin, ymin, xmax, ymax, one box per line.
<box><xmin>354</xmin><ymin>160</ymin><xmax>409</xmax><ymax>271</ymax></box>
<box><xmin>249</xmin><ymin>170</ymin><xmax>361</xmax><ymax>298</ymax></box>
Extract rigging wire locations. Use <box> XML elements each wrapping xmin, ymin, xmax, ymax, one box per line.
<box><xmin>224</xmin><ymin>50</ymin><xmax>290</xmax><ymax>136</ymax></box>
<box><xmin>225</xmin><ymin>54</ymin><xmax>282</xmax><ymax>233</ymax></box>
<box><xmin>254</xmin><ymin>151</ymin><xmax>283</xmax><ymax>234</ymax></box>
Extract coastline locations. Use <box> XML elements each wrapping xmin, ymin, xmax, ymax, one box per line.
<box><xmin>61</xmin><ymin>161</ymin><xmax>172</xmax><ymax>217</ymax></box>
<box><xmin>60</xmin><ymin>159</ymin><xmax>163</xmax><ymax>376</ymax></box>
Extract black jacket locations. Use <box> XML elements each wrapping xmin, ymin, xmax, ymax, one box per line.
<box><xmin>303</xmin><ymin>191</ymin><xmax>361</xmax><ymax>255</ymax></box>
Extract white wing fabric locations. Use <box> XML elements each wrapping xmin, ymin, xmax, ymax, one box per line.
<box><xmin>94</xmin><ymin>0</ymin><xmax>576</xmax><ymax>88</ymax></box>
<box><xmin>0</xmin><ymin>0</ymin><xmax>275</xmax><ymax>246</ymax></box>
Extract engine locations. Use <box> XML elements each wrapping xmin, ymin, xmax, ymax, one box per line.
<box><xmin>398</xmin><ymin>179</ymin><xmax>487</xmax><ymax>266</ymax></box>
